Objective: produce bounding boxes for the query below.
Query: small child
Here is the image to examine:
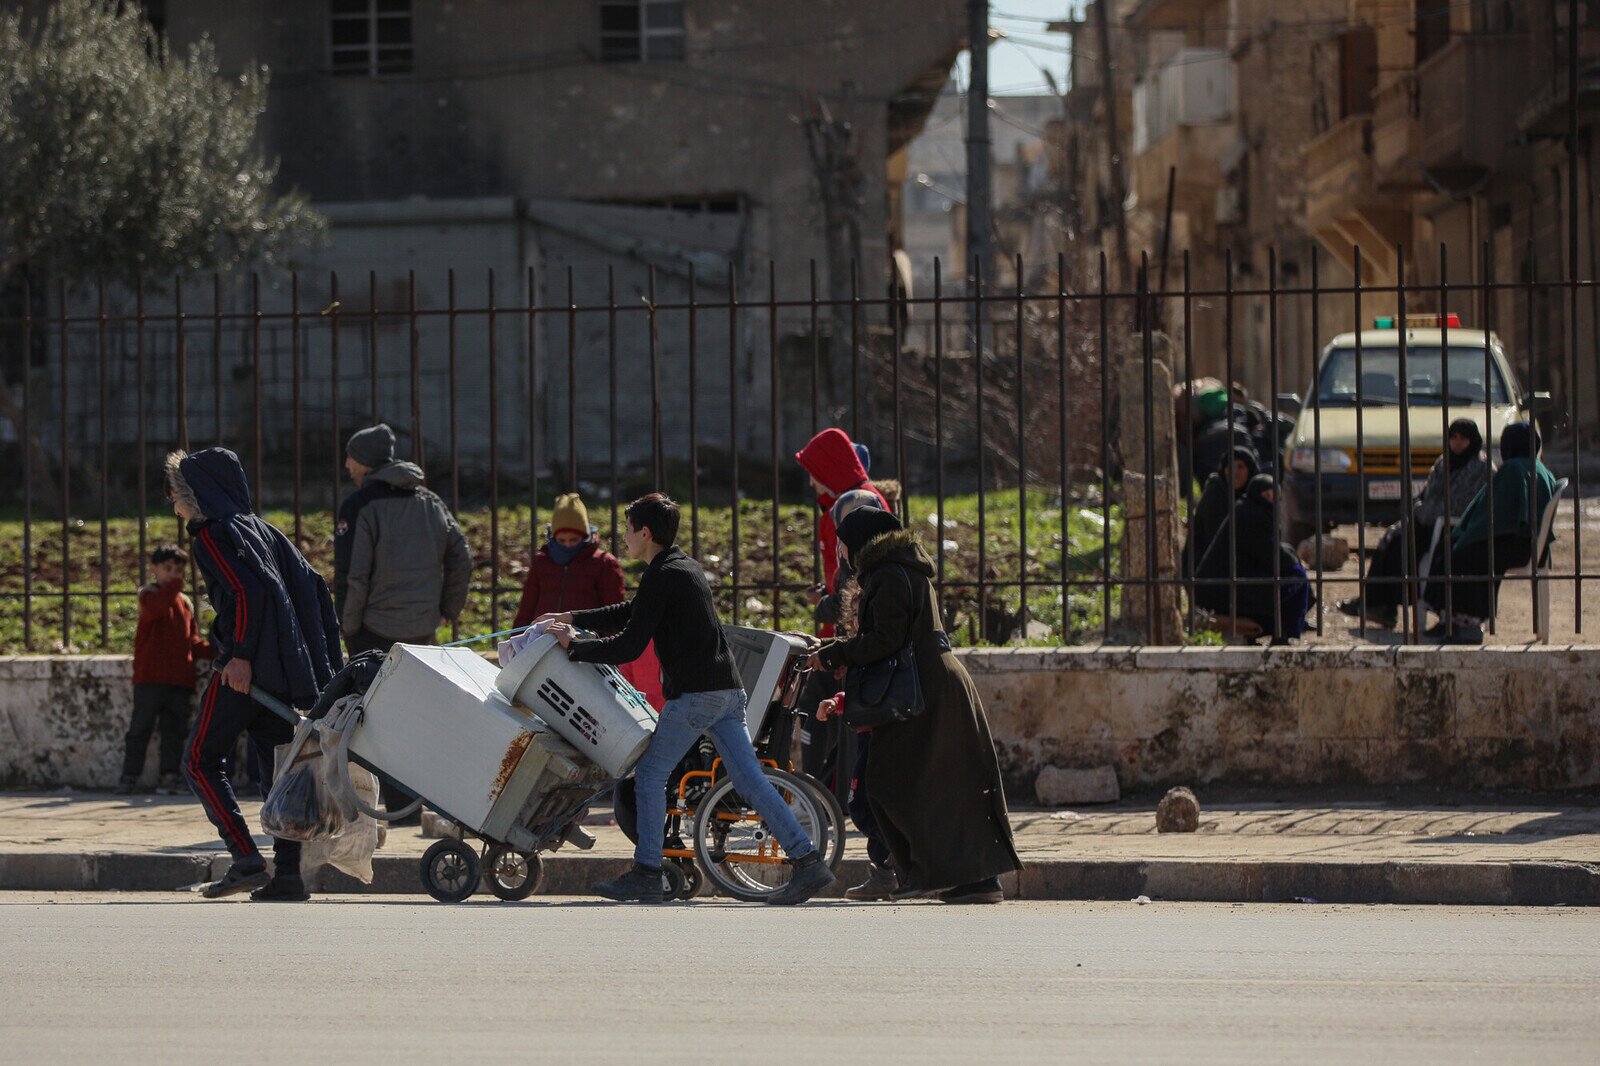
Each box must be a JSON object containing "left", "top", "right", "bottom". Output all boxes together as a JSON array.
[
  {"left": 514, "top": 492, "right": 664, "bottom": 709},
  {"left": 117, "top": 545, "right": 214, "bottom": 795}
]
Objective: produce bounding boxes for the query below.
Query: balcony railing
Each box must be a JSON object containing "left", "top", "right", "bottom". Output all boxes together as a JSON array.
[{"left": 1372, "top": 74, "right": 1425, "bottom": 190}]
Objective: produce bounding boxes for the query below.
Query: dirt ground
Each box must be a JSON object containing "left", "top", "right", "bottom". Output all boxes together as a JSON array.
[{"left": 1295, "top": 495, "right": 1600, "bottom": 646}]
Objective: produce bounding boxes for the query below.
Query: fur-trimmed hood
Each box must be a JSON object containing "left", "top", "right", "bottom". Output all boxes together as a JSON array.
[
  {"left": 165, "top": 447, "right": 253, "bottom": 520},
  {"left": 854, "top": 527, "right": 934, "bottom": 578}
]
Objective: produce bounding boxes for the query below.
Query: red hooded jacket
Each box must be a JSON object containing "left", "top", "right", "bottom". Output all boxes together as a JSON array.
[
  {"left": 795, "top": 429, "right": 888, "bottom": 634},
  {"left": 512, "top": 537, "right": 664, "bottom": 709},
  {"left": 132, "top": 579, "right": 215, "bottom": 688},
  {"left": 513, "top": 537, "right": 627, "bottom": 627}
]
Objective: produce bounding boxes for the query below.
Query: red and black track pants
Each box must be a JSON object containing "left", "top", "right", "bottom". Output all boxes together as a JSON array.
[{"left": 183, "top": 671, "right": 301, "bottom": 871}]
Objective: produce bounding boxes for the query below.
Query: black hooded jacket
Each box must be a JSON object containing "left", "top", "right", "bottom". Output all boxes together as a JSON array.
[
  {"left": 1185, "top": 446, "right": 1260, "bottom": 573},
  {"left": 177, "top": 448, "right": 343, "bottom": 707}
]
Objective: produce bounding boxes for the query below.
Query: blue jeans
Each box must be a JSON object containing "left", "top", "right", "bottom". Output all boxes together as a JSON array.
[{"left": 630, "top": 688, "right": 815, "bottom": 869}]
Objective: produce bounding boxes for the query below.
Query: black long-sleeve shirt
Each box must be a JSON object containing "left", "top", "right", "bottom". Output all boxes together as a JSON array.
[{"left": 567, "top": 546, "right": 741, "bottom": 700}]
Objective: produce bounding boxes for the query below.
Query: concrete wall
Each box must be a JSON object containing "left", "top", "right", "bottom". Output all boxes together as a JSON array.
[
  {"left": 6, "top": 648, "right": 1600, "bottom": 794},
  {"left": 967, "top": 646, "right": 1600, "bottom": 798}
]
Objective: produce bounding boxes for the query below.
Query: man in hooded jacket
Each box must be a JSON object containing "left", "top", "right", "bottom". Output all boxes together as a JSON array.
[
  {"left": 164, "top": 447, "right": 343, "bottom": 901},
  {"left": 334, "top": 424, "right": 472, "bottom": 656}
]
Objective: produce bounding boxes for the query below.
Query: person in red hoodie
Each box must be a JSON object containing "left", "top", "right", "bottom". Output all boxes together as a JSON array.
[
  {"left": 116, "top": 545, "right": 214, "bottom": 795},
  {"left": 795, "top": 429, "right": 889, "bottom": 626},
  {"left": 513, "top": 493, "right": 663, "bottom": 708},
  {"left": 794, "top": 429, "right": 889, "bottom": 781}
]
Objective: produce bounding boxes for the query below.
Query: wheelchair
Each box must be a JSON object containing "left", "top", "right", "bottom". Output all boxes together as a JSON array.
[{"left": 613, "top": 626, "right": 847, "bottom": 901}]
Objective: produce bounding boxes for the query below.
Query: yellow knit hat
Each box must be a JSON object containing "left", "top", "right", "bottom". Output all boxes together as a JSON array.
[{"left": 551, "top": 493, "right": 590, "bottom": 537}]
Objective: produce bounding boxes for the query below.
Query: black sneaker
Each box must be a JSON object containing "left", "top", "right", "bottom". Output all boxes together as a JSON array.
[
  {"left": 765, "top": 851, "right": 835, "bottom": 906},
  {"left": 594, "top": 863, "right": 665, "bottom": 903},
  {"left": 250, "top": 873, "right": 310, "bottom": 902},
  {"left": 1337, "top": 598, "right": 1364, "bottom": 618},
  {"left": 112, "top": 779, "right": 137, "bottom": 796},
  {"left": 200, "top": 861, "right": 271, "bottom": 899},
  {"left": 940, "top": 877, "right": 1005, "bottom": 905}
]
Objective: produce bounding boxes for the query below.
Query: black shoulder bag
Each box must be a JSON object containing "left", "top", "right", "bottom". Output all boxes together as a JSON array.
[{"left": 841, "top": 565, "right": 926, "bottom": 730}]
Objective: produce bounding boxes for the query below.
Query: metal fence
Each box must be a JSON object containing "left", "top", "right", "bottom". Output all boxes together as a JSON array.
[{"left": 0, "top": 244, "right": 1595, "bottom": 652}]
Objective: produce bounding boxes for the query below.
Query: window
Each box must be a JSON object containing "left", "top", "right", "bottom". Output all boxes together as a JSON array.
[
  {"left": 600, "top": 1, "right": 685, "bottom": 64},
  {"left": 1314, "top": 348, "right": 1510, "bottom": 408},
  {"left": 331, "top": 0, "right": 413, "bottom": 77}
]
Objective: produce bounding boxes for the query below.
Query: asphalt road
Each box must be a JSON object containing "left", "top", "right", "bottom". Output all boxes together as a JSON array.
[{"left": 2, "top": 894, "right": 1596, "bottom": 1063}]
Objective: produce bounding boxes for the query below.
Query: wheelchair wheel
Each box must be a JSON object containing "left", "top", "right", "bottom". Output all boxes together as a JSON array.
[
  {"left": 421, "top": 838, "right": 479, "bottom": 903},
  {"left": 792, "top": 772, "right": 847, "bottom": 873},
  {"left": 690, "top": 766, "right": 823, "bottom": 902},
  {"left": 484, "top": 845, "right": 542, "bottom": 902}
]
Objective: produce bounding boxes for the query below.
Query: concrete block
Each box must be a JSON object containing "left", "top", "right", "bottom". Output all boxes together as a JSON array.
[
  {"left": 0, "top": 853, "right": 91, "bottom": 890},
  {"left": 1142, "top": 860, "right": 1261, "bottom": 901},
  {"left": 1035, "top": 765, "right": 1120, "bottom": 806}
]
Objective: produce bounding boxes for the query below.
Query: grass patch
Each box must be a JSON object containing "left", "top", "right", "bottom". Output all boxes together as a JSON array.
[{"left": 0, "top": 489, "right": 1124, "bottom": 653}]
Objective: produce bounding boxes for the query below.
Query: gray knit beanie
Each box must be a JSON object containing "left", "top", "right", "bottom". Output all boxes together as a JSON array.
[{"left": 347, "top": 423, "right": 395, "bottom": 469}]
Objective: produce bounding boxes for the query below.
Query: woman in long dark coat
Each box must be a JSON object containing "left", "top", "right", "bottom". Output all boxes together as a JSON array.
[{"left": 812, "top": 508, "right": 1023, "bottom": 903}]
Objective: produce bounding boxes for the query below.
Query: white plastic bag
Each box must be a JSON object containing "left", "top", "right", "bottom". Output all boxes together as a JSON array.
[{"left": 301, "top": 763, "right": 385, "bottom": 884}]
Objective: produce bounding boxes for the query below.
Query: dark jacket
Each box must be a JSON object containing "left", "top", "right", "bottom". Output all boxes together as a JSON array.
[
  {"left": 174, "top": 447, "right": 342, "bottom": 707},
  {"left": 334, "top": 461, "right": 472, "bottom": 641},
  {"left": 1194, "top": 481, "right": 1310, "bottom": 636},
  {"left": 513, "top": 536, "right": 627, "bottom": 627},
  {"left": 1184, "top": 446, "right": 1259, "bottom": 573},
  {"left": 816, "top": 529, "right": 1022, "bottom": 890},
  {"left": 567, "top": 546, "right": 741, "bottom": 700},
  {"left": 1452, "top": 456, "right": 1559, "bottom": 553}
]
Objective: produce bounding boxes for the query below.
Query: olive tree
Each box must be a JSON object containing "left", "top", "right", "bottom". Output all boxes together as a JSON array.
[{"left": 0, "top": 0, "right": 325, "bottom": 492}]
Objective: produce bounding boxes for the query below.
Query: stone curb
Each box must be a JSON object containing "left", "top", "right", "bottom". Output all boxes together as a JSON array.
[{"left": 4, "top": 852, "right": 1597, "bottom": 906}]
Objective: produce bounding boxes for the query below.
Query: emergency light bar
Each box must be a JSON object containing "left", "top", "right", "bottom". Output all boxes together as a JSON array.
[{"left": 1372, "top": 313, "right": 1462, "bottom": 328}]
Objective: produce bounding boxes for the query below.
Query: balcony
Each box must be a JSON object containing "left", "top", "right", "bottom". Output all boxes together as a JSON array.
[
  {"left": 1302, "top": 114, "right": 1408, "bottom": 285},
  {"left": 1417, "top": 35, "right": 1531, "bottom": 188},
  {"left": 1520, "top": 27, "right": 1600, "bottom": 136},
  {"left": 1371, "top": 75, "right": 1426, "bottom": 190},
  {"left": 1132, "top": 48, "right": 1233, "bottom": 153}
]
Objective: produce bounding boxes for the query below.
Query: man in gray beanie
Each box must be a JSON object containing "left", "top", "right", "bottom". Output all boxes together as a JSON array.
[{"left": 333, "top": 424, "right": 473, "bottom": 813}]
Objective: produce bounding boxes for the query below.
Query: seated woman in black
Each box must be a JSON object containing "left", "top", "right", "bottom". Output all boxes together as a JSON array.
[
  {"left": 1338, "top": 418, "right": 1487, "bottom": 628},
  {"left": 1184, "top": 446, "right": 1259, "bottom": 577},
  {"left": 1194, "top": 474, "right": 1313, "bottom": 642}
]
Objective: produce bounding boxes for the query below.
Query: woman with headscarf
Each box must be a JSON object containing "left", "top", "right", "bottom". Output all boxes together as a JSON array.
[
  {"left": 810, "top": 507, "right": 1022, "bottom": 903},
  {"left": 1338, "top": 418, "right": 1488, "bottom": 628},
  {"left": 1194, "top": 474, "right": 1314, "bottom": 641},
  {"left": 1422, "top": 421, "right": 1558, "bottom": 644},
  {"left": 1184, "top": 445, "right": 1259, "bottom": 577}
]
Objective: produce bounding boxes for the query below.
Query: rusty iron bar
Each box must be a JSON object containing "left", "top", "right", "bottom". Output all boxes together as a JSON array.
[
  {"left": 96, "top": 277, "right": 109, "bottom": 646},
  {"left": 769, "top": 263, "right": 782, "bottom": 628},
  {"left": 728, "top": 262, "right": 742, "bottom": 625},
  {"left": 487, "top": 268, "right": 501, "bottom": 636}
]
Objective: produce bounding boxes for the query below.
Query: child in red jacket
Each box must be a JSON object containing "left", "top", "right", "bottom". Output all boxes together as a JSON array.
[
  {"left": 117, "top": 545, "right": 213, "bottom": 795},
  {"left": 514, "top": 493, "right": 663, "bottom": 708}
]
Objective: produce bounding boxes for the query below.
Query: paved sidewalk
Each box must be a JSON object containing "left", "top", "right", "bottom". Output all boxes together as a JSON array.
[{"left": 2, "top": 789, "right": 1596, "bottom": 905}]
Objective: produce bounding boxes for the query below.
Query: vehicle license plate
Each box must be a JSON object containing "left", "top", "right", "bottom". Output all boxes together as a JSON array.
[{"left": 1367, "top": 479, "right": 1427, "bottom": 500}]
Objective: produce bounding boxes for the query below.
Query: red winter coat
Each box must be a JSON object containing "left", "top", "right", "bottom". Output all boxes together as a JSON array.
[
  {"left": 512, "top": 539, "right": 664, "bottom": 709},
  {"left": 132, "top": 579, "right": 214, "bottom": 688},
  {"left": 513, "top": 539, "right": 627, "bottom": 626}
]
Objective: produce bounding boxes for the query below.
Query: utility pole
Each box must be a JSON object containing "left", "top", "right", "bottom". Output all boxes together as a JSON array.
[
  {"left": 1093, "top": 0, "right": 1132, "bottom": 288},
  {"left": 966, "top": 0, "right": 992, "bottom": 282}
]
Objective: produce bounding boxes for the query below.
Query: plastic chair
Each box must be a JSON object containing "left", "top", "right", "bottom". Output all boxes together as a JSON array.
[{"left": 1502, "top": 477, "right": 1569, "bottom": 643}]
